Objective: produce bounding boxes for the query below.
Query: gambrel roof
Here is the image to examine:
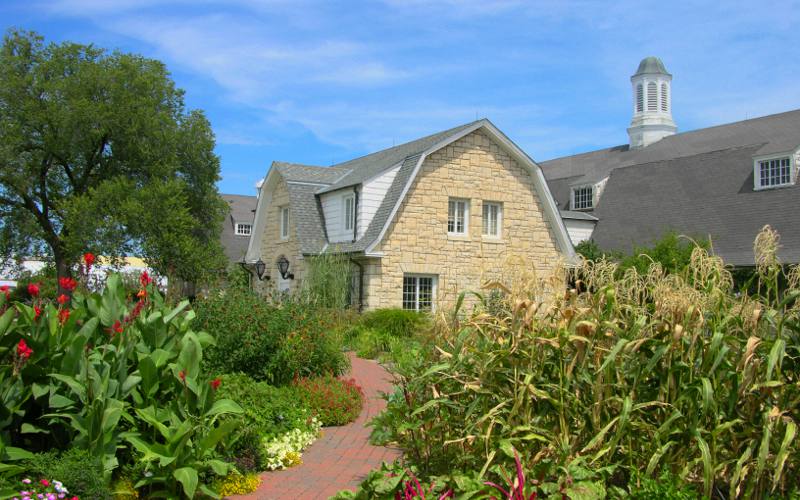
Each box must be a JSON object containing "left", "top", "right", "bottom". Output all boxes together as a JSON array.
[{"left": 246, "top": 119, "right": 577, "bottom": 263}]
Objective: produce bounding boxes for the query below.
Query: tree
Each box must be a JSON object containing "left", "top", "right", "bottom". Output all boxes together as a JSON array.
[{"left": 0, "top": 29, "right": 227, "bottom": 291}]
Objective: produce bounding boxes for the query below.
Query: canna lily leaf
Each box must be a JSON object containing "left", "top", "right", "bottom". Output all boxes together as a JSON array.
[
  {"left": 173, "top": 467, "right": 198, "bottom": 499},
  {"left": 205, "top": 398, "right": 244, "bottom": 418}
]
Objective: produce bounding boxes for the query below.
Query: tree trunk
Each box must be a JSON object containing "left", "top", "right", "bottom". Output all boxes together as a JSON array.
[{"left": 53, "top": 244, "right": 73, "bottom": 296}]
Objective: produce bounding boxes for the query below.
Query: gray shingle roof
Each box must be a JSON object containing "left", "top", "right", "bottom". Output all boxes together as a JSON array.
[
  {"left": 273, "top": 162, "right": 347, "bottom": 184},
  {"left": 220, "top": 194, "right": 257, "bottom": 264},
  {"left": 590, "top": 145, "right": 800, "bottom": 266},
  {"left": 541, "top": 109, "right": 800, "bottom": 212},
  {"left": 285, "top": 183, "right": 329, "bottom": 254}
]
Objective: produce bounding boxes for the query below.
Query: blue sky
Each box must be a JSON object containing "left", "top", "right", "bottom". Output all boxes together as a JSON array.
[{"left": 3, "top": 1, "right": 800, "bottom": 195}]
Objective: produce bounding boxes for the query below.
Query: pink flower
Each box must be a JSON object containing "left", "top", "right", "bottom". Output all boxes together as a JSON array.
[{"left": 40, "top": 479, "right": 49, "bottom": 487}]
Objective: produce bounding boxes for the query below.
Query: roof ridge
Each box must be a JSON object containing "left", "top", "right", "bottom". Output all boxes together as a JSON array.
[{"left": 610, "top": 143, "right": 766, "bottom": 173}]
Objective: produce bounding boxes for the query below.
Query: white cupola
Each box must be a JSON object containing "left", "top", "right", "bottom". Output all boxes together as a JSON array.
[{"left": 627, "top": 56, "right": 677, "bottom": 149}]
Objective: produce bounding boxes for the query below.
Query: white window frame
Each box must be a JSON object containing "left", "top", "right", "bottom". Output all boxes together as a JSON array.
[
  {"left": 482, "top": 201, "right": 503, "bottom": 238},
  {"left": 447, "top": 198, "right": 469, "bottom": 235},
  {"left": 234, "top": 223, "right": 252, "bottom": 236},
  {"left": 571, "top": 185, "right": 594, "bottom": 211},
  {"left": 279, "top": 206, "right": 290, "bottom": 240},
  {"left": 342, "top": 194, "right": 355, "bottom": 232},
  {"left": 754, "top": 154, "right": 795, "bottom": 190},
  {"left": 402, "top": 274, "right": 437, "bottom": 312}
]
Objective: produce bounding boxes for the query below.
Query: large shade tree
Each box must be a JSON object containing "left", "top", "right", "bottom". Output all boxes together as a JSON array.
[{"left": 0, "top": 29, "right": 227, "bottom": 290}]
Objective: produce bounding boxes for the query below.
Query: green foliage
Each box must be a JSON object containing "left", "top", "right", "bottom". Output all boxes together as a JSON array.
[
  {"left": 19, "top": 448, "right": 112, "bottom": 500},
  {"left": 360, "top": 308, "right": 428, "bottom": 338},
  {"left": 626, "top": 472, "right": 699, "bottom": 499},
  {"left": 195, "top": 287, "right": 348, "bottom": 384},
  {"left": 216, "top": 373, "right": 313, "bottom": 440},
  {"left": 301, "top": 251, "right": 353, "bottom": 309},
  {"left": 293, "top": 374, "right": 364, "bottom": 426},
  {"left": 574, "top": 239, "right": 607, "bottom": 262},
  {"left": 0, "top": 29, "right": 226, "bottom": 284},
  {"left": 0, "top": 272, "right": 242, "bottom": 498},
  {"left": 371, "top": 233, "right": 800, "bottom": 498}
]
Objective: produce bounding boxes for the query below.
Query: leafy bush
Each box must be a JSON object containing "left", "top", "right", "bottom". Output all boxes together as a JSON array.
[
  {"left": 260, "top": 420, "right": 321, "bottom": 471},
  {"left": 371, "top": 227, "right": 800, "bottom": 498},
  {"left": 0, "top": 272, "right": 243, "bottom": 498},
  {"left": 301, "top": 251, "right": 353, "bottom": 309},
  {"left": 294, "top": 374, "right": 365, "bottom": 426},
  {"left": 360, "top": 308, "right": 428, "bottom": 338},
  {"left": 213, "top": 470, "right": 262, "bottom": 496},
  {"left": 194, "top": 288, "right": 348, "bottom": 384},
  {"left": 20, "top": 449, "right": 112, "bottom": 500}
]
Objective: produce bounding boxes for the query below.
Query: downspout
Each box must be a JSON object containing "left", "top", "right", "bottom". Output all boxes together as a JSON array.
[{"left": 352, "top": 186, "right": 359, "bottom": 243}]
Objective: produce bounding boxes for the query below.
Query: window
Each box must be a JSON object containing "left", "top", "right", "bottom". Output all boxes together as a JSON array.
[
  {"left": 280, "top": 207, "right": 289, "bottom": 239},
  {"left": 447, "top": 198, "right": 469, "bottom": 234},
  {"left": 402, "top": 275, "right": 436, "bottom": 311},
  {"left": 235, "top": 223, "right": 252, "bottom": 236},
  {"left": 660, "top": 83, "right": 669, "bottom": 112},
  {"left": 482, "top": 202, "right": 502, "bottom": 237},
  {"left": 758, "top": 157, "right": 792, "bottom": 188},
  {"left": 343, "top": 194, "right": 355, "bottom": 232},
  {"left": 636, "top": 84, "right": 644, "bottom": 112},
  {"left": 647, "top": 82, "right": 657, "bottom": 111},
  {"left": 572, "top": 186, "right": 593, "bottom": 210}
]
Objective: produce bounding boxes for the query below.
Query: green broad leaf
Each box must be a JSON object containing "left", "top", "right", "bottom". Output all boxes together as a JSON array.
[
  {"left": 199, "top": 420, "right": 240, "bottom": 452},
  {"left": 598, "top": 338, "right": 628, "bottom": 372},
  {"left": 31, "top": 383, "right": 50, "bottom": 399},
  {"left": 205, "top": 398, "right": 244, "bottom": 418},
  {"left": 4, "top": 446, "right": 34, "bottom": 461},
  {"left": 498, "top": 439, "right": 516, "bottom": 458},
  {"left": 134, "top": 407, "right": 171, "bottom": 440},
  {"left": 645, "top": 441, "right": 675, "bottom": 476},
  {"left": 0, "top": 308, "right": 15, "bottom": 335},
  {"left": 773, "top": 420, "right": 796, "bottom": 489},
  {"left": 421, "top": 363, "right": 451, "bottom": 378},
  {"left": 122, "top": 374, "right": 142, "bottom": 394},
  {"left": 20, "top": 423, "right": 47, "bottom": 434},
  {"left": 581, "top": 416, "right": 620, "bottom": 453},
  {"left": 197, "top": 483, "right": 221, "bottom": 499},
  {"left": 564, "top": 481, "right": 606, "bottom": 500},
  {"left": 164, "top": 300, "right": 190, "bottom": 324},
  {"left": 695, "top": 432, "right": 713, "bottom": 499},
  {"left": 766, "top": 338, "right": 785, "bottom": 380},
  {"left": 149, "top": 348, "right": 173, "bottom": 368},
  {"left": 48, "top": 393, "right": 76, "bottom": 408},
  {"left": 207, "top": 459, "right": 230, "bottom": 476},
  {"left": 102, "top": 402, "right": 125, "bottom": 434},
  {"left": 126, "top": 435, "right": 177, "bottom": 467},
  {"left": 76, "top": 317, "right": 99, "bottom": 339},
  {"left": 50, "top": 373, "right": 87, "bottom": 400},
  {"left": 196, "top": 330, "right": 216, "bottom": 347},
  {"left": 173, "top": 467, "right": 198, "bottom": 499}
]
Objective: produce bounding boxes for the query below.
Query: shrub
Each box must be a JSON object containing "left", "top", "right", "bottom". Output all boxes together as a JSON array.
[
  {"left": 371, "top": 227, "right": 800, "bottom": 498},
  {"left": 17, "top": 449, "right": 112, "bottom": 500},
  {"left": 294, "top": 374, "right": 365, "bottom": 426},
  {"left": 360, "top": 308, "right": 428, "bottom": 338},
  {"left": 194, "top": 288, "right": 348, "bottom": 384},
  {"left": 301, "top": 251, "right": 353, "bottom": 309},
  {"left": 260, "top": 419, "right": 322, "bottom": 470}
]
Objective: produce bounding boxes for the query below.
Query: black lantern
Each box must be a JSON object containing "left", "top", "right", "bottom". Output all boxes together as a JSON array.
[
  {"left": 277, "top": 255, "right": 294, "bottom": 280},
  {"left": 254, "top": 259, "right": 270, "bottom": 281}
]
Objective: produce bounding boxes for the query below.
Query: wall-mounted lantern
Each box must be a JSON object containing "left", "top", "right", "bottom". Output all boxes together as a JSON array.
[{"left": 277, "top": 255, "right": 294, "bottom": 280}]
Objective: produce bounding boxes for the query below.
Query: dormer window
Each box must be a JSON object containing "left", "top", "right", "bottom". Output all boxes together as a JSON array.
[
  {"left": 756, "top": 156, "right": 793, "bottom": 189},
  {"left": 235, "top": 223, "right": 252, "bottom": 236},
  {"left": 343, "top": 194, "right": 355, "bottom": 231},
  {"left": 572, "top": 186, "right": 594, "bottom": 210}
]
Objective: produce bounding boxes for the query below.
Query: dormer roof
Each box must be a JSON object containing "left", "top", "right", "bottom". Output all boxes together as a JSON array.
[{"left": 633, "top": 56, "right": 671, "bottom": 77}]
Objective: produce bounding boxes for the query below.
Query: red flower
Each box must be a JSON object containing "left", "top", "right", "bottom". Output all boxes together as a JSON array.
[
  {"left": 57, "top": 294, "right": 69, "bottom": 305},
  {"left": 27, "top": 283, "right": 39, "bottom": 297},
  {"left": 58, "top": 308, "right": 70, "bottom": 325},
  {"left": 111, "top": 320, "right": 123, "bottom": 334},
  {"left": 178, "top": 370, "right": 186, "bottom": 382},
  {"left": 59, "top": 276, "right": 78, "bottom": 291},
  {"left": 136, "top": 289, "right": 147, "bottom": 299},
  {"left": 210, "top": 378, "right": 221, "bottom": 390},
  {"left": 0, "top": 284, "right": 9, "bottom": 299},
  {"left": 34, "top": 306, "right": 42, "bottom": 320},
  {"left": 83, "top": 252, "right": 95, "bottom": 267},
  {"left": 16, "top": 339, "right": 33, "bottom": 360},
  {"left": 40, "top": 479, "right": 50, "bottom": 487},
  {"left": 140, "top": 271, "right": 152, "bottom": 287}
]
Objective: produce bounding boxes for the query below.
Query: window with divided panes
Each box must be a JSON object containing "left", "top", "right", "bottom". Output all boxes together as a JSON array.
[
  {"left": 402, "top": 275, "right": 435, "bottom": 311},
  {"left": 447, "top": 199, "right": 468, "bottom": 234}
]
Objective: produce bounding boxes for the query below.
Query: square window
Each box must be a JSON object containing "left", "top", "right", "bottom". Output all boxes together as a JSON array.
[
  {"left": 280, "top": 207, "right": 290, "bottom": 239},
  {"left": 572, "top": 186, "right": 593, "bottom": 210},
  {"left": 235, "top": 223, "right": 252, "bottom": 236},
  {"left": 447, "top": 198, "right": 469, "bottom": 234},
  {"left": 758, "top": 157, "right": 792, "bottom": 188},
  {"left": 482, "top": 202, "right": 502, "bottom": 237},
  {"left": 402, "top": 275, "right": 436, "bottom": 311}
]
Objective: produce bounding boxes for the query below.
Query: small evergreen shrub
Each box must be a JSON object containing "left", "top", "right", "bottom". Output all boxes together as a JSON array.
[
  {"left": 293, "top": 374, "right": 365, "bottom": 426},
  {"left": 360, "top": 308, "right": 428, "bottom": 338},
  {"left": 22, "top": 449, "right": 113, "bottom": 500}
]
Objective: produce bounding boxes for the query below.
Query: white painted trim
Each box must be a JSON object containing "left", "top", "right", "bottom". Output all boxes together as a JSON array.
[
  {"left": 570, "top": 184, "right": 595, "bottom": 211},
  {"left": 234, "top": 223, "right": 252, "bottom": 236},
  {"left": 447, "top": 198, "right": 470, "bottom": 235},
  {"left": 481, "top": 200, "right": 503, "bottom": 238},
  {"left": 279, "top": 206, "right": 290, "bottom": 240},
  {"left": 402, "top": 273, "right": 438, "bottom": 312},
  {"left": 363, "top": 120, "right": 578, "bottom": 265},
  {"left": 286, "top": 180, "right": 332, "bottom": 188}
]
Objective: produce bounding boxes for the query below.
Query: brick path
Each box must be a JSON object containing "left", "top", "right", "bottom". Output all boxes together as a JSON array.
[{"left": 232, "top": 353, "right": 402, "bottom": 500}]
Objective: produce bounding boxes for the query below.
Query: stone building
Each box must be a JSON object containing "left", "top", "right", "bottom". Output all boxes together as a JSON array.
[{"left": 245, "top": 120, "right": 576, "bottom": 310}]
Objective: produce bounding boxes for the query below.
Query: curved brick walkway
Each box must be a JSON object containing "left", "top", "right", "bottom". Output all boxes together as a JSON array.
[{"left": 232, "top": 353, "right": 402, "bottom": 500}]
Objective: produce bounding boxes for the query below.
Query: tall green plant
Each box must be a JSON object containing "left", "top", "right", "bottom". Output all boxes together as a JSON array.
[{"left": 301, "top": 251, "right": 353, "bottom": 309}]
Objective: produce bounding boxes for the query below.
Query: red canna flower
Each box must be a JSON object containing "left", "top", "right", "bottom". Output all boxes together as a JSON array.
[
  {"left": 58, "top": 308, "right": 70, "bottom": 325},
  {"left": 17, "top": 339, "right": 33, "bottom": 360},
  {"left": 57, "top": 294, "right": 69, "bottom": 305},
  {"left": 0, "top": 284, "right": 9, "bottom": 299},
  {"left": 137, "top": 289, "right": 147, "bottom": 299},
  {"left": 139, "top": 271, "right": 152, "bottom": 287},
  {"left": 210, "top": 378, "right": 221, "bottom": 390},
  {"left": 83, "top": 252, "right": 95, "bottom": 267},
  {"left": 111, "top": 320, "right": 123, "bottom": 334},
  {"left": 59, "top": 276, "right": 78, "bottom": 291},
  {"left": 27, "top": 283, "right": 39, "bottom": 297},
  {"left": 178, "top": 370, "right": 186, "bottom": 382},
  {"left": 34, "top": 306, "right": 42, "bottom": 320}
]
